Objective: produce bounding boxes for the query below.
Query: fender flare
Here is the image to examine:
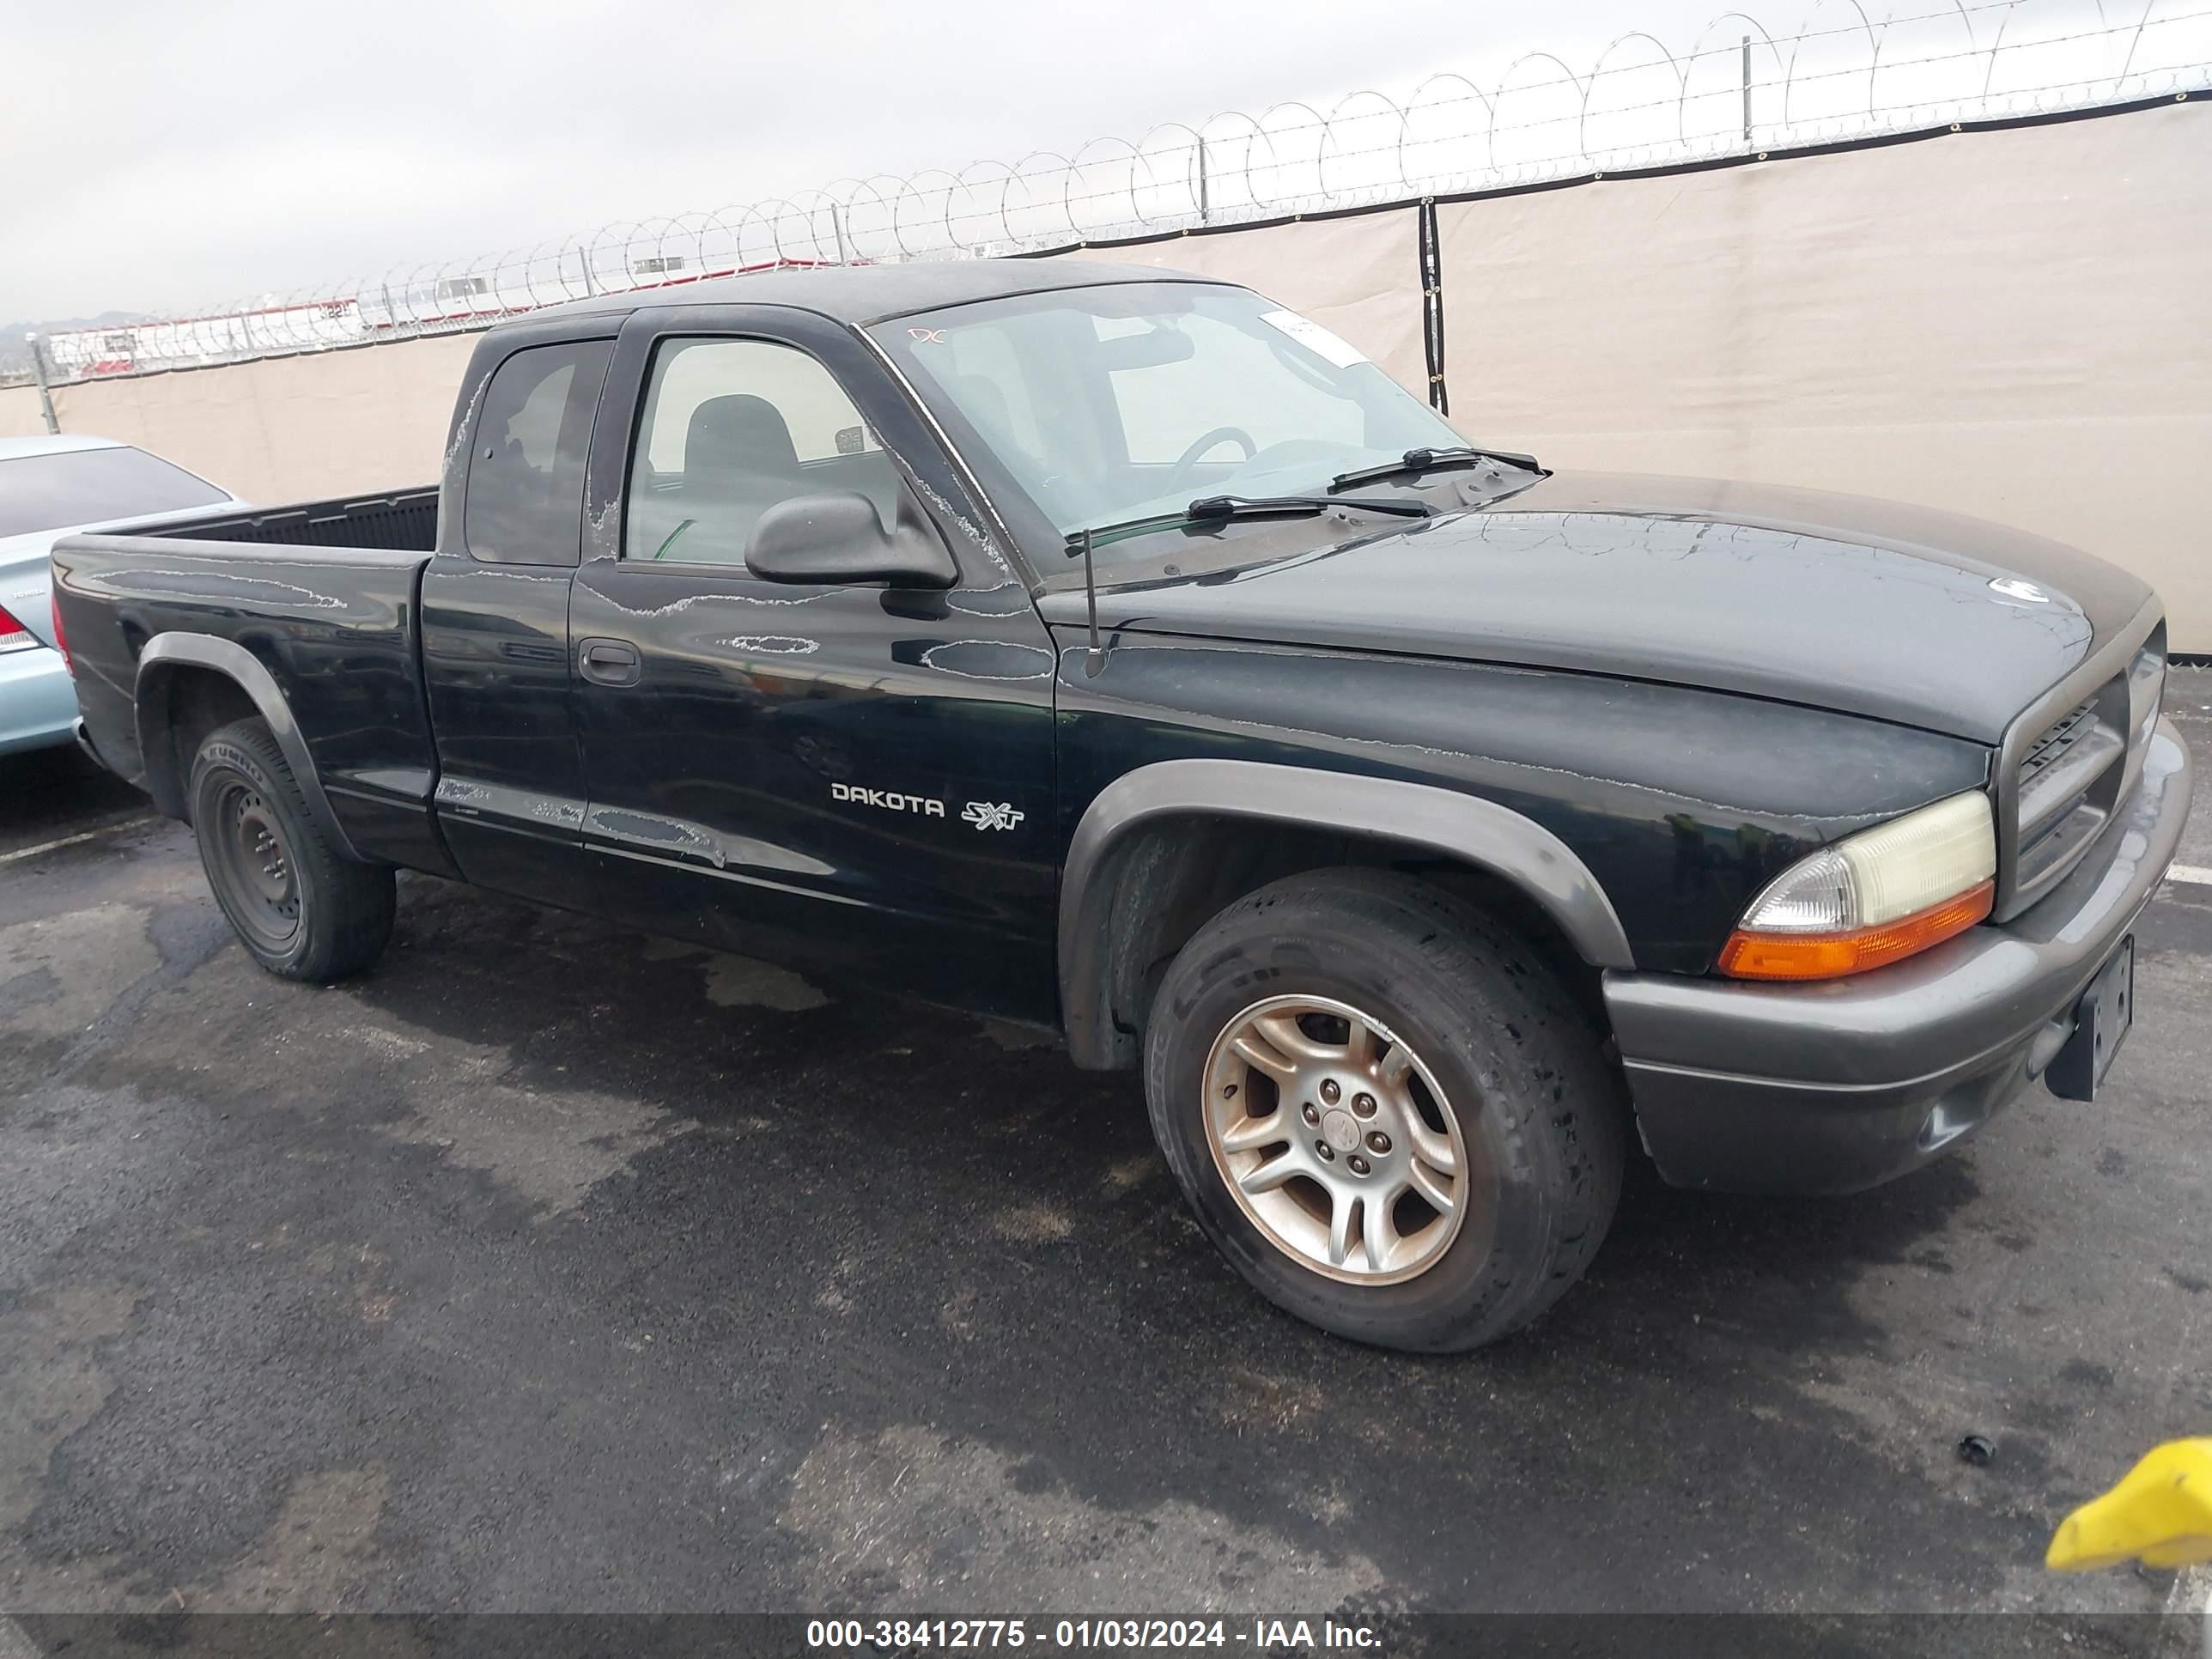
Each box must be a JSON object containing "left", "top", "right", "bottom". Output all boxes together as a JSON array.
[
  {"left": 135, "top": 633, "right": 366, "bottom": 863},
  {"left": 1058, "top": 758, "right": 1634, "bottom": 1070}
]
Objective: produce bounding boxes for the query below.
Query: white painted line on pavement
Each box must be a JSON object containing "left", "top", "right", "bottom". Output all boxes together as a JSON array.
[
  {"left": 0, "top": 811, "right": 152, "bottom": 866},
  {"left": 0, "top": 1613, "right": 41, "bottom": 1659},
  {"left": 2167, "top": 864, "right": 2212, "bottom": 887}
]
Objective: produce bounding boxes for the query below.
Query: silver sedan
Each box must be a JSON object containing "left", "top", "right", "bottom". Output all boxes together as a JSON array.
[{"left": 1, "top": 434, "right": 246, "bottom": 755}]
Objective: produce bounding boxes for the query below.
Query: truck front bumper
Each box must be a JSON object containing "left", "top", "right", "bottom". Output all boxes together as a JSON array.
[{"left": 1604, "top": 717, "right": 2192, "bottom": 1194}]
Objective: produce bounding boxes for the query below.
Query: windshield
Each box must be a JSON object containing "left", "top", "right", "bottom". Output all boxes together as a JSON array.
[
  {"left": 872, "top": 283, "right": 1472, "bottom": 559},
  {"left": 0, "top": 446, "right": 228, "bottom": 538}
]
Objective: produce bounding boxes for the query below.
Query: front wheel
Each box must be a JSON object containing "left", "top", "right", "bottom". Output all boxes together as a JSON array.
[
  {"left": 1142, "top": 870, "right": 1626, "bottom": 1352},
  {"left": 189, "top": 718, "right": 395, "bottom": 981}
]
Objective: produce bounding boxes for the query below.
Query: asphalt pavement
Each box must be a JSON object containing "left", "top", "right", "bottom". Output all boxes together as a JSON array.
[{"left": 2, "top": 685, "right": 2209, "bottom": 1632}]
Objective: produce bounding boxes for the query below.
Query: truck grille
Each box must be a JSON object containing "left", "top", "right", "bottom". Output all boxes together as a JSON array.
[
  {"left": 1998, "top": 626, "right": 2165, "bottom": 921},
  {"left": 2018, "top": 699, "right": 2099, "bottom": 788}
]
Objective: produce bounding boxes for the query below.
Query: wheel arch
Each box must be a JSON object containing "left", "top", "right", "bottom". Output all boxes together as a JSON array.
[
  {"left": 1059, "top": 759, "right": 1634, "bottom": 1070},
  {"left": 135, "top": 633, "right": 365, "bottom": 863}
]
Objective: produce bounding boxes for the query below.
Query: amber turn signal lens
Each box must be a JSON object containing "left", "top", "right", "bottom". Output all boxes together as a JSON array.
[{"left": 1718, "top": 880, "right": 1994, "bottom": 981}]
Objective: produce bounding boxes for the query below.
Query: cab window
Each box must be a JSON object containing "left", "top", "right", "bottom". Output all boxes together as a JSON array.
[
  {"left": 463, "top": 340, "right": 611, "bottom": 566},
  {"left": 623, "top": 337, "right": 899, "bottom": 565}
]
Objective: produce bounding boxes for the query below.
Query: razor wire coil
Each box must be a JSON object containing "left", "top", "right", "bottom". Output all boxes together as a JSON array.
[{"left": 26, "top": 0, "right": 2211, "bottom": 382}]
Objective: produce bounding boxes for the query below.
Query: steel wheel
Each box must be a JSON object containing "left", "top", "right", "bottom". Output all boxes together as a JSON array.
[
  {"left": 1200, "top": 994, "right": 1480, "bottom": 1285},
  {"left": 206, "top": 779, "right": 301, "bottom": 951}
]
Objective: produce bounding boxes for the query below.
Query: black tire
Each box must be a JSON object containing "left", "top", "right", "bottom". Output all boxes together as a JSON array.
[
  {"left": 1142, "top": 869, "right": 1626, "bottom": 1352},
  {"left": 188, "top": 717, "right": 395, "bottom": 982}
]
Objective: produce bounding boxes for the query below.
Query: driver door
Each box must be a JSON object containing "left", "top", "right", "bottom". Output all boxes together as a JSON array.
[{"left": 568, "top": 304, "right": 1060, "bottom": 1024}]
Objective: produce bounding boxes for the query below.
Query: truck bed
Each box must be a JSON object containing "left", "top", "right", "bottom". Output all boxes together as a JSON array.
[
  {"left": 52, "top": 485, "right": 445, "bottom": 871},
  {"left": 121, "top": 485, "right": 440, "bottom": 551}
]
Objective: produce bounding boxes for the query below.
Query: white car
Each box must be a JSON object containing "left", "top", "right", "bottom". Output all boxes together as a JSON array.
[{"left": 1, "top": 435, "right": 246, "bottom": 756}]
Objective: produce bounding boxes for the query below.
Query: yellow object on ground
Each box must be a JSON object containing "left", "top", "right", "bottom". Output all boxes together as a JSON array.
[{"left": 2049, "top": 1440, "right": 2212, "bottom": 1571}]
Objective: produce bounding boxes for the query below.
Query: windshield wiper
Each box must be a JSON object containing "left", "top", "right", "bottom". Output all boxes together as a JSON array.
[
  {"left": 1328, "top": 445, "right": 1541, "bottom": 493},
  {"left": 1063, "top": 494, "right": 1431, "bottom": 678},
  {"left": 1066, "top": 493, "right": 1430, "bottom": 554}
]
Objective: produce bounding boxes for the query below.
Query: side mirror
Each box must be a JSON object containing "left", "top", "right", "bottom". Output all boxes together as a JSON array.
[{"left": 744, "top": 490, "right": 957, "bottom": 588}]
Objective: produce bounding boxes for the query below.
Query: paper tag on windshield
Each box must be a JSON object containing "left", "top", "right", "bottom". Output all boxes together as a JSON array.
[{"left": 1259, "top": 309, "right": 1367, "bottom": 368}]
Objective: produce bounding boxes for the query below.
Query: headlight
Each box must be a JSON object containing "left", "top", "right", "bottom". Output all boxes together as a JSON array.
[{"left": 1718, "top": 792, "right": 1996, "bottom": 981}]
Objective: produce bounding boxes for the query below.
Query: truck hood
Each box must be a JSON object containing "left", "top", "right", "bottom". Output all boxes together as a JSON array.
[{"left": 1043, "top": 471, "right": 2158, "bottom": 744}]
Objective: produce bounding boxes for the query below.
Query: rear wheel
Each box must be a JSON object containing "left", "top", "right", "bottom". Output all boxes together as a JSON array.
[
  {"left": 190, "top": 718, "right": 394, "bottom": 981},
  {"left": 1142, "top": 869, "right": 1626, "bottom": 1352}
]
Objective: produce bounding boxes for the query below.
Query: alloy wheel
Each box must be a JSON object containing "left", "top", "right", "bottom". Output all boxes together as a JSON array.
[{"left": 1200, "top": 994, "right": 1478, "bottom": 1285}]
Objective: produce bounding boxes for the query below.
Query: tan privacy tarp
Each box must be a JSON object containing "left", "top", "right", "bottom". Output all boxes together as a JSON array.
[
  {"left": 22, "top": 106, "right": 2209, "bottom": 646},
  {"left": 1052, "top": 209, "right": 1428, "bottom": 399},
  {"left": 47, "top": 331, "right": 477, "bottom": 504},
  {"left": 0, "top": 384, "right": 51, "bottom": 440},
  {"left": 1437, "top": 99, "right": 2212, "bottom": 648}
]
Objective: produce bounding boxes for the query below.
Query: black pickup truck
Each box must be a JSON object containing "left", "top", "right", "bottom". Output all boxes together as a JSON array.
[{"left": 52, "top": 260, "right": 2189, "bottom": 1352}]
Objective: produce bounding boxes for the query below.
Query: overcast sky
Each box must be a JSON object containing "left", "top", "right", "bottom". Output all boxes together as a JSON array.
[{"left": 0, "top": 0, "right": 2124, "bottom": 323}]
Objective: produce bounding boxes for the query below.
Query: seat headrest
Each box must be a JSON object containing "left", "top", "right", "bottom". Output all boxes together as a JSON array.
[{"left": 684, "top": 393, "right": 800, "bottom": 478}]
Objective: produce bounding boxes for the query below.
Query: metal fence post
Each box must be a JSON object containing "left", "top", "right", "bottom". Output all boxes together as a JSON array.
[
  {"left": 1742, "top": 36, "right": 1754, "bottom": 144},
  {"left": 25, "top": 334, "right": 59, "bottom": 434},
  {"left": 1419, "top": 201, "right": 1448, "bottom": 416}
]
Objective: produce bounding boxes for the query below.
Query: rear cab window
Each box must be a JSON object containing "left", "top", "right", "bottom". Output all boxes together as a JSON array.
[{"left": 463, "top": 340, "right": 613, "bottom": 565}]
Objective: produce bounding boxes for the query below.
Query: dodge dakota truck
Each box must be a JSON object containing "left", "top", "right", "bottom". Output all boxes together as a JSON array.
[{"left": 52, "top": 259, "right": 2189, "bottom": 1352}]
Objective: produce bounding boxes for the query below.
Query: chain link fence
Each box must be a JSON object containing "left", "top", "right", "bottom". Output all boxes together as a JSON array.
[{"left": 25, "top": 0, "right": 2212, "bottom": 385}]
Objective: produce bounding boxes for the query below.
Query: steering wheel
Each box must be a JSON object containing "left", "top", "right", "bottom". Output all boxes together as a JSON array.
[{"left": 1170, "top": 427, "right": 1258, "bottom": 489}]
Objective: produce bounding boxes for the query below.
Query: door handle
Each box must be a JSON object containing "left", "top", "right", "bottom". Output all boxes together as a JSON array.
[{"left": 577, "top": 637, "right": 642, "bottom": 687}]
